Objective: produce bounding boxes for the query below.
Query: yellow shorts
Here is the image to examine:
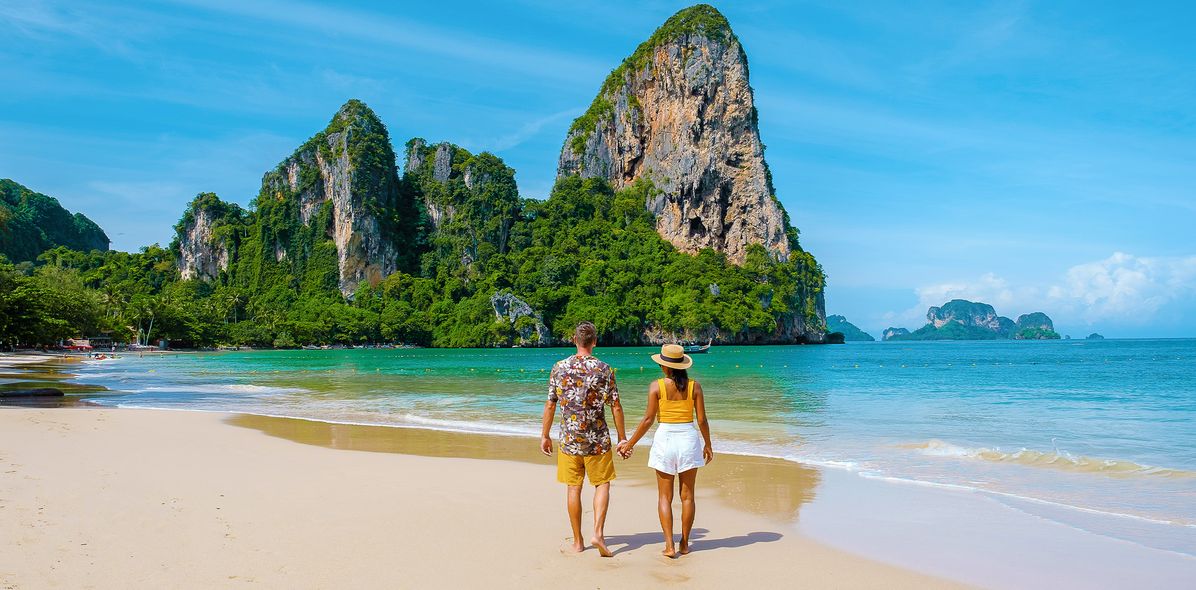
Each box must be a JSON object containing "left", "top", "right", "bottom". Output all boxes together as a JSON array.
[{"left": 557, "top": 449, "right": 616, "bottom": 487}]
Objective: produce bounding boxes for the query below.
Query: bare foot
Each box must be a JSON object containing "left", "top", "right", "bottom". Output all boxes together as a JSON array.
[
  {"left": 679, "top": 539, "right": 691, "bottom": 555},
  {"left": 560, "top": 539, "right": 585, "bottom": 555},
  {"left": 662, "top": 545, "right": 677, "bottom": 558},
  {"left": 591, "top": 537, "right": 613, "bottom": 558}
]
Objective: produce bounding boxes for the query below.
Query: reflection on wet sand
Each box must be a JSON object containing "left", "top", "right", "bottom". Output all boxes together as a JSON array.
[
  {"left": 0, "top": 356, "right": 105, "bottom": 406},
  {"left": 228, "top": 413, "right": 822, "bottom": 522}
]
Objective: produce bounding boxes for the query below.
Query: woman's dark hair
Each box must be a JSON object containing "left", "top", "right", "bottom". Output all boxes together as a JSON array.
[{"left": 667, "top": 367, "right": 690, "bottom": 397}]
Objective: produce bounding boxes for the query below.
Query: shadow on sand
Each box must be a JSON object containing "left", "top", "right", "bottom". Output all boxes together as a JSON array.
[{"left": 606, "top": 528, "right": 783, "bottom": 555}]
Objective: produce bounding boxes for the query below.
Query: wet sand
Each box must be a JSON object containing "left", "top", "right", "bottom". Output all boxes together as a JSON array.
[
  {"left": 228, "top": 413, "right": 822, "bottom": 523},
  {"left": 0, "top": 407, "right": 964, "bottom": 589}
]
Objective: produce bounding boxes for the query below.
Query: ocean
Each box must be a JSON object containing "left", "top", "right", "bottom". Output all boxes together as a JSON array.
[{"left": 73, "top": 338, "right": 1196, "bottom": 557}]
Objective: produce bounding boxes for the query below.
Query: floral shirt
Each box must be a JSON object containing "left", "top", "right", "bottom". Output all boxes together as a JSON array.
[{"left": 548, "top": 354, "right": 620, "bottom": 456}]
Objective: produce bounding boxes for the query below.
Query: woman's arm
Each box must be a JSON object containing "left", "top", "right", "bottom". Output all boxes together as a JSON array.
[
  {"left": 618, "top": 382, "right": 659, "bottom": 457},
  {"left": 694, "top": 381, "right": 713, "bottom": 463}
]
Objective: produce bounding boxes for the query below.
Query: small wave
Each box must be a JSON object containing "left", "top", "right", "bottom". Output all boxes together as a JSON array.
[
  {"left": 856, "top": 472, "right": 1196, "bottom": 529},
  {"left": 131, "top": 384, "right": 310, "bottom": 396},
  {"left": 84, "top": 401, "right": 544, "bottom": 439},
  {"left": 389, "top": 413, "right": 544, "bottom": 437},
  {"left": 71, "top": 372, "right": 129, "bottom": 380},
  {"left": 901, "top": 439, "right": 1196, "bottom": 479}
]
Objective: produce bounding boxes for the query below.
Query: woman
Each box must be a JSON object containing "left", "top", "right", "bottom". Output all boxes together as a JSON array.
[{"left": 617, "top": 343, "right": 714, "bottom": 558}]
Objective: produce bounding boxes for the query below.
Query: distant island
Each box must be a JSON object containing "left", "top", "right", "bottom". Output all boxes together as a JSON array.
[
  {"left": 883, "top": 299, "right": 1061, "bottom": 341},
  {"left": 1086, "top": 333, "right": 1105, "bottom": 340},
  {"left": 826, "top": 315, "right": 874, "bottom": 341}
]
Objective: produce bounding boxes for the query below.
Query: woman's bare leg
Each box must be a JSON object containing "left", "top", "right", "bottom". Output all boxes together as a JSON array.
[
  {"left": 655, "top": 470, "right": 677, "bottom": 557},
  {"left": 678, "top": 469, "right": 697, "bottom": 554}
]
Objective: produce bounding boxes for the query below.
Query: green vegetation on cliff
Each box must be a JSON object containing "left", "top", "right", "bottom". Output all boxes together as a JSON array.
[
  {"left": 1016, "top": 327, "right": 1061, "bottom": 340},
  {"left": 569, "top": 4, "right": 738, "bottom": 154},
  {"left": 2, "top": 94, "right": 824, "bottom": 348},
  {"left": 0, "top": 173, "right": 823, "bottom": 348},
  {"left": 356, "top": 169, "right": 823, "bottom": 348},
  {"left": 0, "top": 179, "right": 109, "bottom": 263},
  {"left": 895, "top": 322, "right": 1007, "bottom": 341}
]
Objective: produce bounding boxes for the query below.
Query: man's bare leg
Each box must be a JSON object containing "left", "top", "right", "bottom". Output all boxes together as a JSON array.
[
  {"left": 566, "top": 485, "right": 584, "bottom": 552},
  {"left": 591, "top": 482, "right": 613, "bottom": 557},
  {"left": 656, "top": 470, "right": 677, "bottom": 557},
  {"left": 678, "top": 469, "right": 697, "bottom": 555}
]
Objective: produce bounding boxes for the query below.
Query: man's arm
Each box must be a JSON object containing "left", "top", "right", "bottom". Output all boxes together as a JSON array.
[
  {"left": 611, "top": 398, "right": 626, "bottom": 443},
  {"left": 540, "top": 399, "right": 556, "bottom": 456},
  {"left": 542, "top": 365, "right": 559, "bottom": 456}
]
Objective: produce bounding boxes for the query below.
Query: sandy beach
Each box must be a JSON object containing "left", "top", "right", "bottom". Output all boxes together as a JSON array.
[{"left": 0, "top": 407, "right": 964, "bottom": 589}]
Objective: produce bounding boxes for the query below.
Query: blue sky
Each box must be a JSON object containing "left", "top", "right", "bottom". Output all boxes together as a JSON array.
[{"left": 2, "top": 1, "right": 1194, "bottom": 337}]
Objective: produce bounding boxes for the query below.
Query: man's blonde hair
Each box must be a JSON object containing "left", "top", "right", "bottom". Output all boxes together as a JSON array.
[{"left": 573, "top": 321, "right": 597, "bottom": 347}]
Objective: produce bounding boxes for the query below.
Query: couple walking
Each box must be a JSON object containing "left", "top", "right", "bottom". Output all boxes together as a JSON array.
[{"left": 539, "top": 321, "right": 714, "bottom": 558}]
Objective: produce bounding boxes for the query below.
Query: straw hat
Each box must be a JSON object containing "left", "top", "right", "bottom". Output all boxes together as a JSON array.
[{"left": 651, "top": 344, "right": 693, "bottom": 370}]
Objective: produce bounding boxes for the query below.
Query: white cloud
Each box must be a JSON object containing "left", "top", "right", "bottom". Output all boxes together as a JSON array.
[
  {"left": 1048, "top": 252, "right": 1196, "bottom": 323},
  {"left": 887, "top": 253, "right": 1196, "bottom": 332}
]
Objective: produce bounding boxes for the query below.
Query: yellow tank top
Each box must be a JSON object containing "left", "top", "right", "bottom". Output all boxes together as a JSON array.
[{"left": 657, "top": 378, "right": 695, "bottom": 424}]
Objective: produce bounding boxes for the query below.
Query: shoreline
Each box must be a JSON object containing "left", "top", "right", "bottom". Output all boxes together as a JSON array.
[
  {"left": 7, "top": 351, "right": 1196, "bottom": 588},
  {"left": 0, "top": 407, "right": 962, "bottom": 589}
]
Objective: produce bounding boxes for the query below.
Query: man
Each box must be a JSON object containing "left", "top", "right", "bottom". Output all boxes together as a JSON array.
[{"left": 540, "top": 321, "right": 626, "bottom": 557}]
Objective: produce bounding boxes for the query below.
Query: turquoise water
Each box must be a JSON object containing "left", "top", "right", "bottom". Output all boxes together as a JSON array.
[{"left": 75, "top": 339, "right": 1196, "bottom": 555}]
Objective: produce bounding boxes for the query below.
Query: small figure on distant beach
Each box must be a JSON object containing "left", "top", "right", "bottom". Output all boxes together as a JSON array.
[
  {"left": 539, "top": 321, "right": 627, "bottom": 557},
  {"left": 618, "top": 344, "right": 714, "bottom": 558}
]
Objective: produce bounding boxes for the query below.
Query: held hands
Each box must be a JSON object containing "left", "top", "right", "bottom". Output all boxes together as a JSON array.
[
  {"left": 540, "top": 436, "right": 553, "bottom": 456},
  {"left": 703, "top": 444, "right": 714, "bottom": 464},
  {"left": 616, "top": 439, "right": 633, "bottom": 459}
]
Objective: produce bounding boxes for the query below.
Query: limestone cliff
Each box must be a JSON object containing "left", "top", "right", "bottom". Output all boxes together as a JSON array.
[
  {"left": 403, "top": 138, "right": 521, "bottom": 266},
  {"left": 557, "top": 4, "right": 795, "bottom": 264},
  {"left": 490, "top": 291, "right": 552, "bottom": 347},
  {"left": 258, "top": 100, "right": 415, "bottom": 296},
  {"left": 174, "top": 192, "right": 244, "bottom": 281},
  {"left": 1015, "top": 312, "right": 1054, "bottom": 332},
  {"left": 1014, "top": 312, "right": 1060, "bottom": 340},
  {"left": 403, "top": 139, "right": 458, "bottom": 229},
  {"left": 927, "top": 300, "right": 1015, "bottom": 336}
]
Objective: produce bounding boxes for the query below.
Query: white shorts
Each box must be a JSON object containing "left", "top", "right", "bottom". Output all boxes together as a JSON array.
[{"left": 648, "top": 422, "right": 706, "bottom": 475}]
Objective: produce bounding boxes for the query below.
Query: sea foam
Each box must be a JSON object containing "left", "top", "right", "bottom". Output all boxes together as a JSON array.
[{"left": 901, "top": 439, "right": 1196, "bottom": 479}]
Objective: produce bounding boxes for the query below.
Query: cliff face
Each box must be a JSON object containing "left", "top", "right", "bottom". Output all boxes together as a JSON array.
[
  {"left": 491, "top": 291, "right": 552, "bottom": 347},
  {"left": 927, "top": 300, "right": 1015, "bottom": 335},
  {"left": 175, "top": 193, "right": 243, "bottom": 281},
  {"left": 403, "top": 139, "right": 458, "bottom": 228},
  {"left": 258, "top": 100, "right": 411, "bottom": 296},
  {"left": 1014, "top": 311, "right": 1060, "bottom": 340},
  {"left": 556, "top": 5, "right": 794, "bottom": 264},
  {"left": 403, "top": 138, "right": 521, "bottom": 264},
  {"left": 1016, "top": 312, "right": 1054, "bottom": 331}
]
